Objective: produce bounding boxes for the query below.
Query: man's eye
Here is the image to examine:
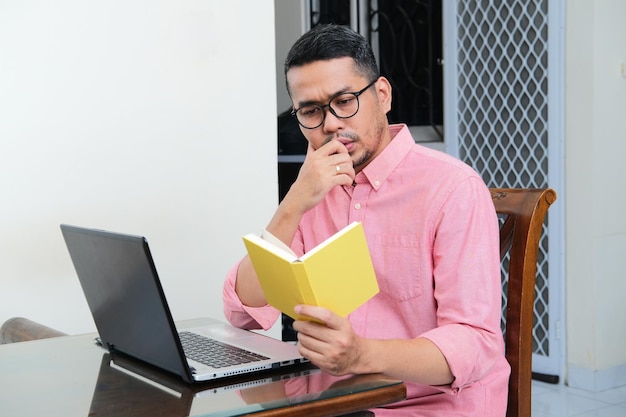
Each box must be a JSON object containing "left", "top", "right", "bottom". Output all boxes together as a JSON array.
[
  {"left": 300, "top": 106, "right": 321, "bottom": 117},
  {"left": 333, "top": 95, "right": 355, "bottom": 107}
]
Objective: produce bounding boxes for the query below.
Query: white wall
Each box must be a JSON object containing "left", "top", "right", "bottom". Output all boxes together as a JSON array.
[
  {"left": 565, "top": 0, "right": 626, "bottom": 391},
  {"left": 0, "top": 0, "right": 280, "bottom": 337}
]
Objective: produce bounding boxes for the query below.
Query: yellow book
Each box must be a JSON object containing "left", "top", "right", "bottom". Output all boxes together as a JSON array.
[{"left": 242, "top": 222, "right": 379, "bottom": 321}]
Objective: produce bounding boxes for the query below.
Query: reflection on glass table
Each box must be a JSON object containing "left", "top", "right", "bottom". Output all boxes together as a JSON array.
[
  {"left": 93, "top": 351, "right": 403, "bottom": 416},
  {"left": 0, "top": 329, "right": 405, "bottom": 417}
]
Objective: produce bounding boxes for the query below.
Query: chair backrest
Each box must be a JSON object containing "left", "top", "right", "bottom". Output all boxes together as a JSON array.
[
  {"left": 490, "top": 188, "right": 557, "bottom": 417},
  {"left": 0, "top": 317, "right": 67, "bottom": 344}
]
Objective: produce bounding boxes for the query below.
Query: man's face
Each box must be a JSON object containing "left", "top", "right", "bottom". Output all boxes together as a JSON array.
[{"left": 286, "top": 57, "right": 392, "bottom": 172}]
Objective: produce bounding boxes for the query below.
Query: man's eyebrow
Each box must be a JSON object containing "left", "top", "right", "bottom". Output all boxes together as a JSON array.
[
  {"left": 294, "top": 99, "right": 321, "bottom": 108},
  {"left": 295, "top": 85, "right": 352, "bottom": 109}
]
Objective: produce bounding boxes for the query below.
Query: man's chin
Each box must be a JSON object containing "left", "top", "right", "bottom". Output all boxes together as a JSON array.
[{"left": 351, "top": 150, "right": 373, "bottom": 171}]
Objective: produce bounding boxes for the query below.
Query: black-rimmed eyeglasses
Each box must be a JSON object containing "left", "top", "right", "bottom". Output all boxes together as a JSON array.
[{"left": 291, "top": 78, "right": 378, "bottom": 129}]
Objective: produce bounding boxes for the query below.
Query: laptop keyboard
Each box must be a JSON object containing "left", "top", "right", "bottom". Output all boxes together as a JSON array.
[{"left": 179, "top": 331, "right": 269, "bottom": 369}]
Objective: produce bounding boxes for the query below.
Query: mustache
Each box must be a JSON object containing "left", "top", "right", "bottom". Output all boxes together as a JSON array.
[{"left": 322, "top": 132, "right": 358, "bottom": 146}]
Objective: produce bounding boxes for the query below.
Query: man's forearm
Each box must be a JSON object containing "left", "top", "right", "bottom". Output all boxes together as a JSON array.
[
  {"left": 359, "top": 337, "right": 454, "bottom": 386},
  {"left": 234, "top": 256, "right": 267, "bottom": 307}
]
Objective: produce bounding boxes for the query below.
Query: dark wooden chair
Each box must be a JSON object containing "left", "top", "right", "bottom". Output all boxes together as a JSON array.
[
  {"left": 491, "top": 188, "right": 557, "bottom": 417},
  {"left": 0, "top": 317, "right": 67, "bottom": 344}
]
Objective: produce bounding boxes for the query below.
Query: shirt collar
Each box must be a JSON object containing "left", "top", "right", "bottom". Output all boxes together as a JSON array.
[{"left": 352, "top": 124, "right": 414, "bottom": 191}]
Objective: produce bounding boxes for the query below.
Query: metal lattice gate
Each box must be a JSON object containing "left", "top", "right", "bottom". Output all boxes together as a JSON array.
[{"left": 444, "top": 0, "right": 564, "bottom": 379}]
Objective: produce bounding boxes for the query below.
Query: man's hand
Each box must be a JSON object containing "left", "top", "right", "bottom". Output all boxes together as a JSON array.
[
  {"left": 284, "top": 140, "right": 356, "bottom": 215},
  {"left": 292, "top": 305, "right": 367, "bottom": 376}
]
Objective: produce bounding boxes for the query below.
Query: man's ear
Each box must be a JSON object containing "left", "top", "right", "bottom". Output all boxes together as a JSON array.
[{"left": 376, "top": 76, "right": 393, "bottom": 114}]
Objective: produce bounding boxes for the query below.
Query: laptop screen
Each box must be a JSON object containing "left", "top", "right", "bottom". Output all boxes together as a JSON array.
[{"left": 61, "top": 224, "right": 193, "bottom": 382}]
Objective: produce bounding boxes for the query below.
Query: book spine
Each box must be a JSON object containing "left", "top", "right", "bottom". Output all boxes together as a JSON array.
[{"left": 291, "top": 262, "right": 317, "bottom": 306}]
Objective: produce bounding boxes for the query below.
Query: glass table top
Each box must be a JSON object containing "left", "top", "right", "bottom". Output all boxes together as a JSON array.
[{"left": 0, "top": 327, "right": 403, "bottom": 416}]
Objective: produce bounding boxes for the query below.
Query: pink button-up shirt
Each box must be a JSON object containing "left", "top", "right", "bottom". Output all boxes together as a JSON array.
[{"left": 223, "top": 124, "right": 510, "bottom": 416}]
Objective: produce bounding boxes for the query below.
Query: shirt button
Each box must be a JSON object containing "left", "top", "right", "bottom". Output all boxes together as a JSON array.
[
  {"left": 374, "top": 180, "right": 381, "bottom": 187},
  {"left": 354, "top": 203, "right": 361, "bottom": 210}
]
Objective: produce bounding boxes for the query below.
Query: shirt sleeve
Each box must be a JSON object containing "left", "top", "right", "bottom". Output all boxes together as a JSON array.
[
  {"left": 222, "top": 259, "right": 281, "bottom": 331},
  {"left": 419, "top": 176, "right": 507, "bottom": 391}
]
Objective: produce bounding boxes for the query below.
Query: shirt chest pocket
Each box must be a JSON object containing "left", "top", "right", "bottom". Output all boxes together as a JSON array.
[{"left": 371, "top": 234, "right": 424, "bottom": 302}]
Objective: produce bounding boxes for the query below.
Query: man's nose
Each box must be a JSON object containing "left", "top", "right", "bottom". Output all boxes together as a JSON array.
[{"left": 321, "top": 107, "right": 344, "bottom": 132}]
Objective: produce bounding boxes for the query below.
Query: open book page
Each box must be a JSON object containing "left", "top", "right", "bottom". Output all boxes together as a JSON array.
[
  {"left": 300, "top": 223, "right": 356, "bottom": 260},
  {"left": 260, "top": 229, "right": 298, "bottom": 258}
]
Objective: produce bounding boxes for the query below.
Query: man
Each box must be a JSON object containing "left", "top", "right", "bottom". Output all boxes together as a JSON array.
[{"left": 223, "top": 24, "right": 510, "bottom": 416}]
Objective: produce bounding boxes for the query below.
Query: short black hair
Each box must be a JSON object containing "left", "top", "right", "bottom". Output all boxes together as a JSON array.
[{"left": 284, "top": 24, "right": 379, "bottom": 93}]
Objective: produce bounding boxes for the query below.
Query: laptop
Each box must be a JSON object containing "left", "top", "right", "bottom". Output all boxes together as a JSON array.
[{"left": 60, "top": 224, "right": 307, "bottom": 384}]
